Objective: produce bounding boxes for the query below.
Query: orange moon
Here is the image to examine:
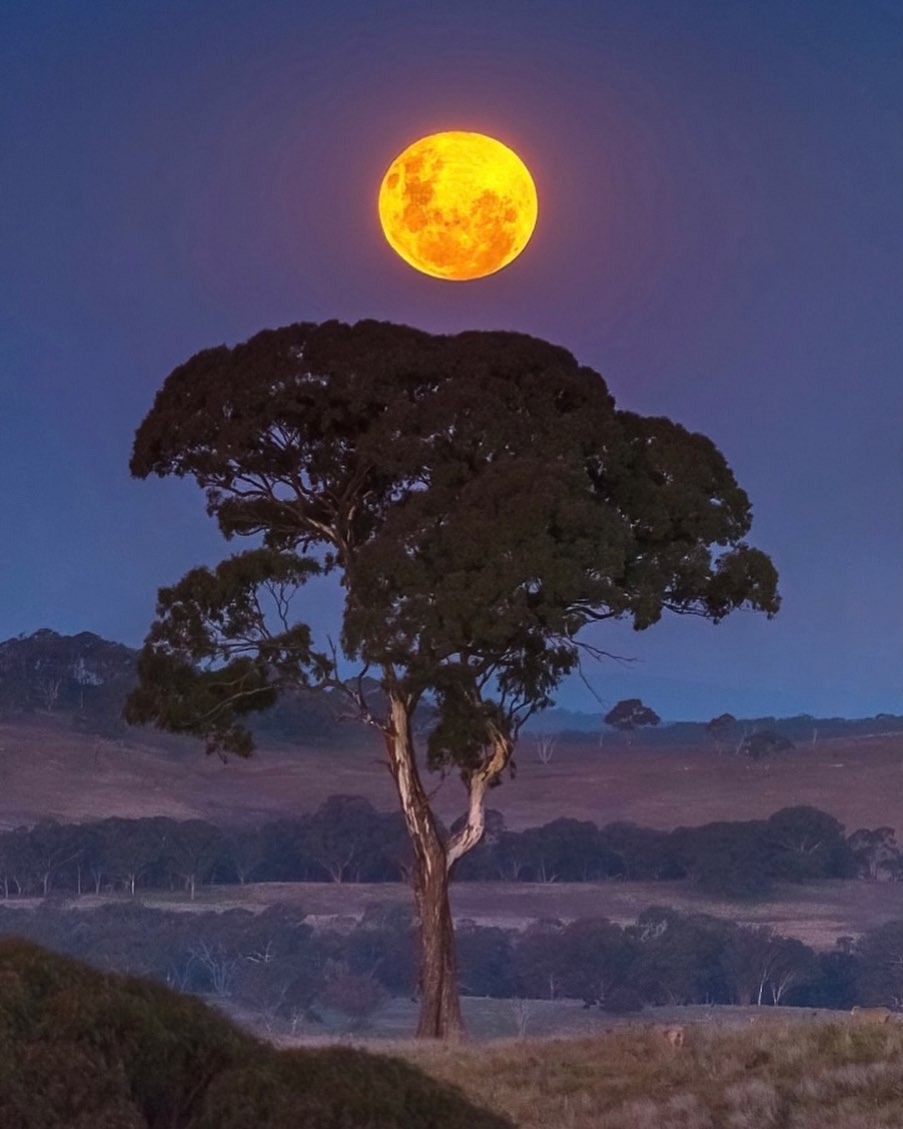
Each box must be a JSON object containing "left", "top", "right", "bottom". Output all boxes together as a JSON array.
[{"left": 378, "top": 131, "right": 538, "bottom": 281}]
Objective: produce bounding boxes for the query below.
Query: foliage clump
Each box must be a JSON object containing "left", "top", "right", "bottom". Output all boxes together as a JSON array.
[{"left": 0, "top": 938, "right": 512, "bottom": 1128}]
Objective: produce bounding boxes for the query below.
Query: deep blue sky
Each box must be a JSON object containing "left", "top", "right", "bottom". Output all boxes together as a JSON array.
[{"left": 2, "top": 1, "right": 901, "bottom": 721}]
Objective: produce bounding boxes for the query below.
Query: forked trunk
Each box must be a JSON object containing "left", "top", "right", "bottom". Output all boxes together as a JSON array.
[
  {"left": 384, "top": 693, "right": 464, "bottom": 1040},
  {"left": 413, "top": 833, "right": 464, "bottom": 1039},
  {"left": 383, "top": 693, "right": 516, "bottom": 1039}
]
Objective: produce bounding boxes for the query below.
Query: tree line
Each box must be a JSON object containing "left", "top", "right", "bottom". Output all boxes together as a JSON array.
[
  {"left": 0, "top": 798, "right": 898, "bottom": 902},
  {"left": 3, "top": 899, "right": 903, "bottom": 1025}
]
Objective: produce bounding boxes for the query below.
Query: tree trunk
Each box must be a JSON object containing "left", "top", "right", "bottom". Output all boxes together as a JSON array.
[
  {"left": 413, "top": 838, "right": 463, "bottom": 1039},
  {"left": 384, "top": 692, "right": 464, "bottom": 1040}
]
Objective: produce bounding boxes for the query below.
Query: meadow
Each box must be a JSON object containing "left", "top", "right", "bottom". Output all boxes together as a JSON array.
[
  {"left": 2, "top": 714, "right": 901, "bottom": 836},
  {"left": 52, "top": 875, "right": 903, "bottom": 954},
  {"left": 398, "top": 1021, "right": 903, "bottom": 1129}
]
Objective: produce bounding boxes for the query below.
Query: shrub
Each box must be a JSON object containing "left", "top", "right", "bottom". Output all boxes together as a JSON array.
[{"left": 0, "top": 938, "right": 511, "bottom": 1129}]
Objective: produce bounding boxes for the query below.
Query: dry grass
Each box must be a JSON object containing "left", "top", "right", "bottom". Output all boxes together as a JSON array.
[
  {"left": 2, "top": 715, "right": 902, "bottom": 836},
  {"left": 4, "top": 716, "right": 903, "bottom": 950},
  {"left": 395, "top": 1022, "right": 903, "bottom": 1129}
]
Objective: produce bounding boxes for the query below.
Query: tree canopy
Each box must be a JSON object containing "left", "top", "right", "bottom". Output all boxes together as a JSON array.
[
  {"left": 127, "top": 319, "right": 777, "bottom": 759},
  {"left": 125, "top": 319, "right": 779, "bottom": 1037},
  {"left": 604, "top": 698, "right": 661, "bottom": 734}
]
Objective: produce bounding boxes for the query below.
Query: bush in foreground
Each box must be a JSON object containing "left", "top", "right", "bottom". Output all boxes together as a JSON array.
[{"left": 0, "top": 937, "right": 511, "bottom": 1129}]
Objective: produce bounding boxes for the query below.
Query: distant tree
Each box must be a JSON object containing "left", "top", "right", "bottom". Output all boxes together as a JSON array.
[
  {"left": 532, "top": 732, "right": 558, "bottom": 764},
  {"left": 604, "top": 699, "right": 660, "bottom": 743},
  {"left": 630, "top": 907, "right": 733, "bottom": 1005},
  {"left": 739, "top": 730, "right": 794, "bottom": 760},
  {"left": 854, "top": 920, "right": 903, "bottom": 1008},
  {"left": 721, "top": 924, "right": 817, "bottom": 1005},
  {"left": 0, "top": 827, "right": 38, "bottom": 897},
  {"left": 766, "top": 806, "right": 854, "bottom": 882},
  {"left": 101, "top": 817, "right": 164, "bottom": 896},
  {"left": 124, "top": 319, "right": 779, "bottom": 1037},
  {"left": 28, "top": 821, "right": 81, "bottom": 897},
  {"left": 598, "top": 821, "right": 677, "bottom": 881},
  {"left": 848, "top": 826, "right": 900, "bottom": 881},
  {"left": 670, "top": 820, "right": 774, "bottom": 898},
  {"left": 318, "top": 962, "right": 387, "bottom": 1030},
  {"left": 223, "top": 826, "right": 266, "bottom": 885},
  {"left": 164, "top": 820, "right": 223, "bottom": 900},
  {"left": 302, "top": 795, "right": 386, "bottom": 883},
  {"left": 456, "top": 923, "right": 518, "bottom": 997},
  {"left": 509, "top": 818, "right": 615, "bottom": 883},
  {"left": 513, "top": 919, "right": 566, "bottom": 1000},
  {"left": 705, "top": 712, "right": 737, "bottom": 753},
  {"left": 556, "top": 917, "right": 638, "bottom": 1007}
]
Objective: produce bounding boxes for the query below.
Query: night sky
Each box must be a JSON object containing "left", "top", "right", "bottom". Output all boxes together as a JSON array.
[{"left": 2, "top": 1, "right": 900, "bottom": 721}]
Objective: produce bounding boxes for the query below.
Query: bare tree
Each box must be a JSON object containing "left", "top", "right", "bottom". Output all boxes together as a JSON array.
[
  {"left": 190, "top": 939, "right": 239, "bottom": 998},
  {"left": 533, "top": 732, "right": 557, "bottom": 765}
]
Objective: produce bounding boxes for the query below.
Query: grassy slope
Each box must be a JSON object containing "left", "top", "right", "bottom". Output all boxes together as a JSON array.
[
  {"left": 4, "top": 936, "right": 903, "bottom": 1127},
  {"left": 3, "top": 715, "right": 903, "bottom": 951},
  {"left": 2, "top": 714, "right": 902, "bottom": 834},
  {"left": 0, "top": 937, "right": 512, "bottom": 1129}
]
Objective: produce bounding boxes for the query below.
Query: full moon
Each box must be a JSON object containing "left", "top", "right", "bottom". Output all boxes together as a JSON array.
[{"left": 378, "top": 131, "right": 538, "bottom": 281}]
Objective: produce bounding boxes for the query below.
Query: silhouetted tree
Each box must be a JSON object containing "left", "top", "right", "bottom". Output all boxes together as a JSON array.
[
  {"left": 848, "top": 826, "right": 900, "bottom": 881},
  {"left": 854, "top": 920, "right": 903, "bottom": 1007},
  {"left": 165, "top": 819, "right": 223, "bottom": 900},
  {"left": 766, "top": 806, "right": 854, "bottom": 882},
  {"left": 604, "top": 699, "right": 660, "bottom": 743},
  {"left": 740, "top": 730, "right": 794, "bottom": 760},
  {"left": 124, "top": 319, "right": 779, "bottom": 1037},
  {"left": 721, "top": 924, "right": 817, "bottom": 1005},
  {"left": 705, "top": 712, "right": 738, "bottom": 753}
]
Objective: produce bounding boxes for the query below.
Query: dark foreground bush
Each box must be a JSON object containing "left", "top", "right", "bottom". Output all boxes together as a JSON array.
[{"left": 0, "top": 937, "right": 512, "bottom": 1129}]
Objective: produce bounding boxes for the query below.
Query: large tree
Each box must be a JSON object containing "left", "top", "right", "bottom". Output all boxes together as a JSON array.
[{"left": 124, "top": 319, "right": 779, "bottom": 1038}]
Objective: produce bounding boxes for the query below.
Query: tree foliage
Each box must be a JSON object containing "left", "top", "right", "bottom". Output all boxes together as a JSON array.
[
  {"left": 124, "top": 319, "right": 779, "bottom": 1036},
  {"left": 126, "top": 319, "right": 778, "bottom": 759},
  {"left": 0, "top": 938, "right": 511, "bottom": 1128},
  {"left": 604, "top": 698, "right": 661, "bottom": 735}
]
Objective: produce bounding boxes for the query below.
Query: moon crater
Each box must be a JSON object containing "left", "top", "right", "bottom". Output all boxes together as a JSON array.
[{"left": 378, "top": 132, "right": 537, "bottom": 281}]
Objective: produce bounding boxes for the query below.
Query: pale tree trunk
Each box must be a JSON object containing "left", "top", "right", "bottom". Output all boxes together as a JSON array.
[
  {"left": 384, "top": 693, "right": 464, "bottom": 1039},
  {"left": 383, "top": 694, "right": 514, "bottom": 1040}
]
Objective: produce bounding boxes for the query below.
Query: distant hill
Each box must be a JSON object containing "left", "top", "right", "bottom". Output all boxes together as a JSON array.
[
  {"left": 0, "top": 627, "right": 136, "bottom": 736},
  {"left": 2, "top": 628, "right": 901, "bottom": 751},
  {"left": 523, "top": 705, "right": 903, "bottom": 745},
  {"left": 0, "top": 628, "right": 368, "bottom": 747}
]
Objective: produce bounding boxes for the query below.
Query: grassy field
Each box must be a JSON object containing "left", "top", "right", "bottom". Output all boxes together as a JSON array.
[
  {"left": 253, "top": 1006, "right": 903, "bottom": 1128},
  {"left": 12, "top": 875, "right": 903, "bottom": 952},
  {"left": 1, "top": 714, "right": 902, "bottom": 838},
  {"left": 3, "top": 713, "right": 903, "bottom": 950},
  {"left": 239, "top": 995, "right": 834, "bottom": 1045},
  {"left": 397, "top": 1021, "right": 903, "bottom": 1128}
]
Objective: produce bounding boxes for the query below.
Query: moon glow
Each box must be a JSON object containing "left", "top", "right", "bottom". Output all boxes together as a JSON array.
[{"left": 378, "top": 131, "right": 538, "bottom": 281}]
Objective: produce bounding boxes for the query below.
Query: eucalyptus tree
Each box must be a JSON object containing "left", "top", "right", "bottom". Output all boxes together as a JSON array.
[
  {"left": 603, "top": 698, "right": 661, "bottom": 742},
  {"left": 125, "top": 319, "right": 779, "bottom": 1038}
]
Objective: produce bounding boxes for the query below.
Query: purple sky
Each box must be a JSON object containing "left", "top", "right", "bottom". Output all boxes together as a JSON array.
[{"left": 2, "top": 1, "right": 900, "bottom": 721}]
